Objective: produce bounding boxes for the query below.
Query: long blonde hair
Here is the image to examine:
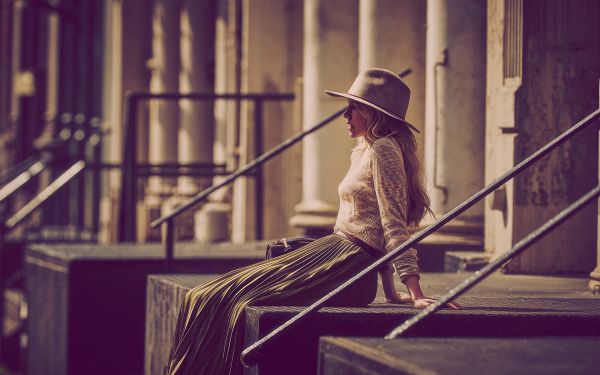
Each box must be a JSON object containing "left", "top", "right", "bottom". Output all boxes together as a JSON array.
[{"left": 356, "top": 102, "right": 431, "bottom": 226}]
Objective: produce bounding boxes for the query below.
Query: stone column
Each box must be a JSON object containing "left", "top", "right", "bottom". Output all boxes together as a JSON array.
[
  {"left": 231, "top": 0, "right": 302, "bottom": 242},
  {"left": 164, "top": 0, "right": 215, "bottom": 240},
  {"left": 177, "top": 0, "right": 215, "bottom": 196},
  {"left": 487, "top": 0, "right": 600, "bottom": 274},
  {"left": 194, "top": 0, "right": 240, "bottom": 244},
  {"left": 100, "top": 0, "right": 151, "bottom": 242},
  {"left": 423, "top": 0, "right": 486, "bottom": 232},
  {"left": 359, "top": 0, "right": 426, "bottom": 158},
  {"left": 289, "top": 0, "right": 358, "bottom": 237},
  {"left": 593, "top": 80, "right": 600, "bottom": 292},
  {"left": 145, "top": 0, "right": 181, "bottom": 240}
]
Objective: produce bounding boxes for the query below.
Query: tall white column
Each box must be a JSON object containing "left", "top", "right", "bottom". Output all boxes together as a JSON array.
[
  {"left": 145, "top": 0, "right": 181, "bottom": 240},
  {"left": 424, "top": 0, "right": 486, "bottom": 228},
  {"left": 359, "top": 0, "right": 426, "bottom": 163},
  {"left": 193, "top": 0, "right": 240, "bottom": 244},
  {"left": 589, "top": 82, "right": 600, "bottom": 293},
  {"left": 177, "top": 0, "right": 215, "bottom": 196},
  {"left": 231, "top": 0, "right": 302, "bottom": 242},
  {"left": 101, "top": 0, "right": 151, "bottom": 242},
  {"left": 289, "top": 0, "right": 358, "bottom": 237}
]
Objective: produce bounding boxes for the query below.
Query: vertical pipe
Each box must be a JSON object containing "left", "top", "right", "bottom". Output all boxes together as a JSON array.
[
  {"left": 0, "top": 223, "right": 4, "bottom": 364},
  {"left": 118, "top": 94, "right": 138, "bottom": 242},
  {"left": 165, "top": 218, "right": 174, "bottom": 272},
  {"left": 253, "top": 99, "right": 263, "bottom": 240},
  {"left": 90, "top": 117, "right": 101, "bottom": 235}
]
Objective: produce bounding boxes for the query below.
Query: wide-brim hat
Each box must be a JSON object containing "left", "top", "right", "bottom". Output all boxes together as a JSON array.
[{"left": 325, "top": 68, "right": 419, "bottom": 133}]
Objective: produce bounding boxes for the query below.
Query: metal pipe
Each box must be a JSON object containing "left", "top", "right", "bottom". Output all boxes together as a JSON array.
[
  {"left": 254, "top": 99, "right": 264, "bottom": 240},
  {"left": 240, "top": 107, "right": 600, "bottom": 367},
  {"left": 165, "top": 219, "right": 175, "bottom": 272},
  {"left": 117, "top": 93, "right": 138, "bottom": 242},
  {"left": 5, "top": 160, "right": 86, "bottom": 229},
  {"left": 0, "top": 154, "right": 50, "bottom": 204},
  {"left": 0, "top": 223, "right": 5, "bottom": 364},
  {"left": 132, "top": 92, "right": 295, "bottom": 101},
  {"left": 386, "top": 184, "right": 600, "bottom": 339}
]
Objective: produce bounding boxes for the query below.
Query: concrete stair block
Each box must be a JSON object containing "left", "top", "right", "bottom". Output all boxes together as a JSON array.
[
  {"left": 145, "top": 275, "right": 218, "bottom": 375},
  {"left": 144, "top": 273, "right": 599, "bottom": 375},
  {"left": 444, "top": 251, "right": 490, "bottom": 272},
  {"left": 318, "top": 337, "right": 600, "bottom": 375},
  {"left": 25, "top": 242, "right": 265, "bottom": 375}
]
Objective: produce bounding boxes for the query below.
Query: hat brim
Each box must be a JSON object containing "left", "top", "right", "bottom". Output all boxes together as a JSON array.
[{"left": 325, "top": 90, "right": 420, "bottom": 133}]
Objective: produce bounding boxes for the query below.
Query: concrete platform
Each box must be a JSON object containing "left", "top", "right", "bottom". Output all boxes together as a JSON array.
[
  {"left": 25, "top": 242, "right": 266, "bottom": 375},
  {"left": 318, "top": 337, "right": 600, "bottom": 375},
  {"left": 145, "top": 274, "right": 218, "bottom": 375},
  {"left": 145, "top": 272, "right": 599, "bottom": 375}
]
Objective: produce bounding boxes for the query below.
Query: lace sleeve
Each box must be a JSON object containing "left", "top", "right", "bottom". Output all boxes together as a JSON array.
[{"left": 371, "top": 138, "right": 420, "bottom": 282}]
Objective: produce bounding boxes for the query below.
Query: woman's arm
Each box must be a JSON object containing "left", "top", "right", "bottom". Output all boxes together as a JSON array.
[
  {"left": 404, "top": 275, "right": 461, "bottom": 310},
  {"left": 380, "top": 268, "right": 412, "bottom": 304}
]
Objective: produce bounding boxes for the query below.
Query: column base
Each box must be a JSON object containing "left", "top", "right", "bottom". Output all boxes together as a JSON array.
[
  {"left": 589, "top": 268, "right": 600, "bottom": 294},
  {"left": 139, "top": 194, "right": 197, "bottom": 242},
  {"left": 194, "top": 202, "right": 231, "bottom": 243},
  {"left": 420, "top": 215, "right": 484, "bottom": 241},
  {"left": 289, "top": 201, "right": 338, "bottom": 238}
]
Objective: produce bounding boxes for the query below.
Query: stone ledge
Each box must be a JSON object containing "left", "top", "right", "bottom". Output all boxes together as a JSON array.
[
  {"left": 245, "top": 300, "right": 600, "bottom": 375},
  {"left": 318, "top": 337, "right": 600, "bottom": 375}
]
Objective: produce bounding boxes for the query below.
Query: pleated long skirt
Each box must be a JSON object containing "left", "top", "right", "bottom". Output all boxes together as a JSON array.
[{"left": 166, "top": 234, "right": 379, "bottom": 375}]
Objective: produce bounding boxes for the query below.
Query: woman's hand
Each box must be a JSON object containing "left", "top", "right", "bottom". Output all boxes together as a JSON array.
[
  {"left": 413, "top": 297, "right": 462, "bottom": 310},
  {"left": 384, "top": 291, "right": 413, "bottom": 304}
]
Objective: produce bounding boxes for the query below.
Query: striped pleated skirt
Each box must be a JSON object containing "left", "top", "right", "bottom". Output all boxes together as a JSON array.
[{"left": 166, "top": 234, "right": 379, "bottom": 375}]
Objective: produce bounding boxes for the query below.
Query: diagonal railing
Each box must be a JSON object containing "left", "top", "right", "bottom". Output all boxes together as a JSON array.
[
  {"left": 150, "top": 69, "right": 413, "bottom": 270},
  {"left": 386, "top": 183, "right": 600, "bottom": 339},
  {"left": 0, "top": 160, "right": 87, "bottom": 363},
  {"left": 239, "top": 105, "right": 600, "bottom": 366}
]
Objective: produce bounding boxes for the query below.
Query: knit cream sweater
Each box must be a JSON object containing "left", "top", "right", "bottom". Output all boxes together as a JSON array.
[{"left": 334, "top": 136, "right": 420, "bottom": 281}]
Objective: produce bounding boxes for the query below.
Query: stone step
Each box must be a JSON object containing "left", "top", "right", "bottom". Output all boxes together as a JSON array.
[
  {"left": 145, "top": 274, "right": 218, "bottom": 375},
  {"left": 444, "top": 250, "right": 490, "bottom": 272},
  {"left": 144, "top": 273, "right": 599, "bottom": 375},
  {"left": 318, "top": 337, "right": 600, "bottom": 375},
  {"left": 245, "top": 298, "right": 600, "bottom": 375},
  {"left": 414, "top": 232, "right": 483, "bottom": 271}
]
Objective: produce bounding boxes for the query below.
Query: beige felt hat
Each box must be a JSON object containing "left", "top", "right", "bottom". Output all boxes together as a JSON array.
[{"left": 325, "top": 68, "right": 419, "bottom": 133}]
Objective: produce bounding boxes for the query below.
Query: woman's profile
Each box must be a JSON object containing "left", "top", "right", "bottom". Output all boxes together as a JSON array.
[{"left": 166, "top": 67, "right": 460, "bottom": 375}]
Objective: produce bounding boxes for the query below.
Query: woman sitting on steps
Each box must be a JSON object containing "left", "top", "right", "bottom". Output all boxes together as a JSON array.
[{"left": 166, "top": 67, "right": 461, "bottom": 375}]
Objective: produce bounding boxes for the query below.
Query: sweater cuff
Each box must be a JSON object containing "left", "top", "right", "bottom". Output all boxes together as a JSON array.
[{"left": 392, "top": 247, "right": 420, "bottom": 283}]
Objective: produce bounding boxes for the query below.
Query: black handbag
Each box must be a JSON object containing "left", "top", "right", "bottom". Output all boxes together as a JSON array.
[{"left": 265, "top": 237, "right": 315, "bottom": 259}]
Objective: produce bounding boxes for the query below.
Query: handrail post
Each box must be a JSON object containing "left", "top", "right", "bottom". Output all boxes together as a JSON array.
[
  {"left": 118, "top": 93, "right": 138, "bottom": 242},
  {"left": 254, "top": 98, "right": 264, "bottom": 240},
  {"left": 164, "top": 219, "right": 175, "bottom": 272}
]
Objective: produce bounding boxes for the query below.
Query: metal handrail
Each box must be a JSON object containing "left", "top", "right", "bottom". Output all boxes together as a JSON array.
[
  {"left": 240, "top": 107, "right": 600, "bottom": 366},
  {"left": 149, "top": 69, "right": 413, "bottom": 272},
  {"left": 0, "top": 127, "right": 75, "bottom": 202},
  {"left": 0, "top": 159, "right": 87, "bottom": 364},
  {"left": 4, "top": 160, "right": 87, "bottom": 229},
  {"left": 0, "top": 154, "right": 51, "bottom": 205},
  {"left": 0, "top": 154, "right": 42, "bottom": 187},
  {"left": 386, "top": 183, "right": 600, "bottom": 338},
  {"left": 118, "top": 91, "right": 297, "bottom": 242}
]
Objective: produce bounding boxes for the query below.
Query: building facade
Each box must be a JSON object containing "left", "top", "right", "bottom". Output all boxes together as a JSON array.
[{"left": 1, "top": 0, "right": 600, "bottom": 289}]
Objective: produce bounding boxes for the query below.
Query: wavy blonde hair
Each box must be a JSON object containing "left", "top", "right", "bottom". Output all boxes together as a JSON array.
[{"left": 355, "top": 102, "right": 431, "bottom": 226}]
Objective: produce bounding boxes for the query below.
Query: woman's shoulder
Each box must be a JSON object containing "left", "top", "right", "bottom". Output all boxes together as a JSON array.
[{"left": 370, "top": 136, "right": 402, "bottom": 157}]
